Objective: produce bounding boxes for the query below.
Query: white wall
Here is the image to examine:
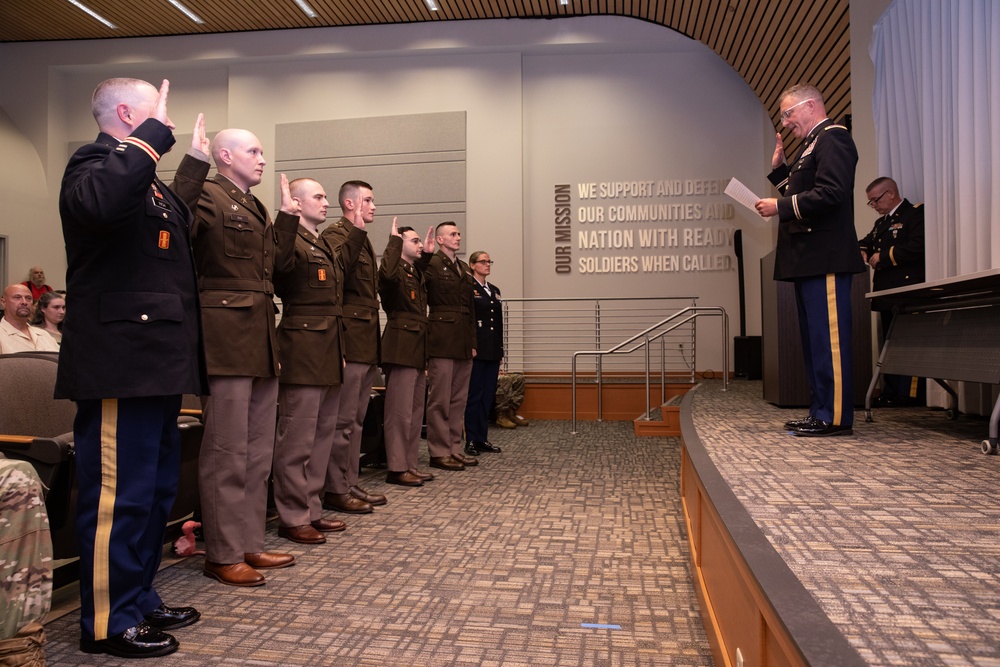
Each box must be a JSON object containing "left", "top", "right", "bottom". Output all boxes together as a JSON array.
[{"left": 0, "top": 11, "right": 889, "bottom": 372}]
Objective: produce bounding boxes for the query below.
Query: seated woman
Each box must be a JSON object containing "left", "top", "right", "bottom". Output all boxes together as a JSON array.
[{"left": 29, "top": 292, "right": 65, "bottom": 345}]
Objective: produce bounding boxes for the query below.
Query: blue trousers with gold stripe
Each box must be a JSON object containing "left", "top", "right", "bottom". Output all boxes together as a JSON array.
[
  {"left": 794, "top": 274, "right": 854, "bottom": 427},
  {"left": 74, "top": 395, "right": 182, "bottom": 641}
]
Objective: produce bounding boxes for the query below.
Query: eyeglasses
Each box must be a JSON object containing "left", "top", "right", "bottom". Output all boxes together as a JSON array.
[
  {"left": 474, "top": 259, "right": 494, "bottom": 265},
  {"left": 779, "top": 98, "right": 813, "bottom": 122},
  {"left": 866, "top": 191, "right": 890, "bottom": 208}
]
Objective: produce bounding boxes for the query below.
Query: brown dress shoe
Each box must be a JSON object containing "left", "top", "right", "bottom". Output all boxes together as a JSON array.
[
  {"left": 408, "top": 468, "right": 434, "bottom": 481},
  {"left": 278, "top": 524, "right": 326, "bottom": 544},
  {"left": 311, "top": 518, "right": 347, "bottom": 532},
  {"left": 513, "top": 414, "right": 530, "bottom": 426},
  {"left": 350, "top": 485, "right": 387, "bottom": 506},
  {"left": 452, "top": 452, "right": 479, "bottom": 466},
  {"left": 203, "top": 561, "right": 265, "bottom": 587},
  {"left": 386, "top": 470, "right": 424, "bottom": 486},
  {"left": 323, "top": 492, "right": 374, "bottom": 514},
  {"left": 429, "top": 456, "right": 465, "bottom": 471},
  {"left": 244, "top": 552, "right": 295, "bottom": 569}
]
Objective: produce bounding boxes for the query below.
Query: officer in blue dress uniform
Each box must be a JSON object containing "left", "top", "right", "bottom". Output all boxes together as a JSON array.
[
  {"left": 58, "top": 78, "right": 208, "bottom": 658},
  {"left": 858, "top": 177, "right": 926, "bottom": 406},
  {"left": 464, "top": 251, "right": 504, "bottom": 455},
  {"left": 755, "top": 84, "right": 866, "bottom": 437}
]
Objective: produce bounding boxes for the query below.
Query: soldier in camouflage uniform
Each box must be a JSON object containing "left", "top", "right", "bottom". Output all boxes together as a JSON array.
[
  {"left": 493, "top": 372, "right": 529, "bottom": 428},
  {"left": 0, "top": 456, "right": 52, "bottom": 666}
]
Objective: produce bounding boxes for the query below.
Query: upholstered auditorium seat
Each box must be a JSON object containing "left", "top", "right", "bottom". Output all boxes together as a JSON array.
[
  {"left": 0, "top": 352, "right": 77, "bottom": 560},
  {"left": 0, "top": 353, "right": 205, "bottom": 567}
]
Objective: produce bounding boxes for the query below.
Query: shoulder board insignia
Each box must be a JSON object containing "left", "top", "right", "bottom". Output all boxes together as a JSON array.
[{"left": 825, "top": 124, "right": 849, "bottom": 131}]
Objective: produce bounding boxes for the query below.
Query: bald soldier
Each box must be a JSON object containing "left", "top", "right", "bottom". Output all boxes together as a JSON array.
[
  {"left": 0, "top": 284, "right": 59, "bottom": 354},
  {"left": 271, "top": 178, "right": 366, "bottom": 544},
  {"left": 172, "top": 129, "right": 300, "bottom": 587}
]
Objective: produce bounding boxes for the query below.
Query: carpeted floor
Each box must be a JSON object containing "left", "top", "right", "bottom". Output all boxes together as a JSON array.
[
  {"left": 689, "top": 380, "right": 1000, "bottom": 667},
  {"left": 41, "top": 421, "right": 713, "bottom": 666}
]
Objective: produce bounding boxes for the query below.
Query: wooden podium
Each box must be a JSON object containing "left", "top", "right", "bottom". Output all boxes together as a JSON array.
[{"left": 760, "top": 250, "right": 872, "bottom": 407}]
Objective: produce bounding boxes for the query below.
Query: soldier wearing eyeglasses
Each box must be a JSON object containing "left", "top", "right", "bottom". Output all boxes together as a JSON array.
[
  {"left": 755, "top": 83, "right": 866, "bottom": 437},
  {"left": 464, "top": 251, "right": 504, "bottom": 456},
  {"left": 859, "top": 177, "right": 925, "bottom": 407}
]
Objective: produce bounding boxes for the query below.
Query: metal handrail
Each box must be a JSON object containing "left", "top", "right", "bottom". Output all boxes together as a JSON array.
[
  {"left": 500, "top": 296, "right": 698, "bottom": 375},
  {"left": 570, "top": 306, "right": 728, "bottom": 433}
]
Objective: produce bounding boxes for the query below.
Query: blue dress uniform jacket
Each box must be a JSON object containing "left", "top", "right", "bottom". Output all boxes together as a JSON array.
[
  {"left": 425, "top": 251, "right": 477, "bottom": 359},
  {"left": 57, "top": 119, "right": 208, "bottom": 643},
  {"left": 321, "top": 217, "right": 381, "bottom": 365},
  {"left": 57, "top": 123, "right": 208, "bottom": 400},
  {"left": 768, "top": 119, "right": 866, "bottom": 281},
  {"left": 378, "top": 238, "right": 431, "bottom": 370},
  {"left": 471, "top": 280, "right": 503, "bottom": 362},
  {"left": 172, "top": 160, "right": 299, "bottom": 377},
  {"left": 858, "top": 199, "right": 925, "bottom": 292},
  {"left": 274, "top": 225, "right": 364, "bottom": 385}
]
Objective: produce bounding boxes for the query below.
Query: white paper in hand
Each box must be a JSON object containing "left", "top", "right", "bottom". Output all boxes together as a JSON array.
[{"left": 724, "top": 178, "right": 762, "bottom": 213}]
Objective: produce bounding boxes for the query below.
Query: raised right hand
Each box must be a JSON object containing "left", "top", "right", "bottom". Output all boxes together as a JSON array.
[
  {"left": 151, "top": 79, "right": 175, "bottom": 130},
  {"left": 771, "top": 132, "right": 785, "bottom": 169},
  {"left": 191, "top": 113, "right": 209, "bottom": 154}
]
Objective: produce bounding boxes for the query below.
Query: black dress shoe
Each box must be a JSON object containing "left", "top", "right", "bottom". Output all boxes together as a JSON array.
[
  {"left": 144, "top": 603, "right": 201, "bottom": 630},
  {"left": 80, "top": 621, "right": 178, "bottom": 658},
  {"left": 463, "top": 442, "right": 481, "bottom": 456},
  {"left": 792, "top": 419, "right": 853, "bottom": 437},
  {"left": 783, "top": 415, "right": 818, "bottom": 430},
  {"left": 473, "top": 441, "right": 502, "bottom": 453}
]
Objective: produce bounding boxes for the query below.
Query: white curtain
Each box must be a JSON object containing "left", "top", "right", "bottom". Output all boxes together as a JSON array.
[
  {"left": 870, "top": 0, "right": 1000, "bottom": 280},
  {"left": 870, "top": 0, "right": 1000, "bottom": 414}
]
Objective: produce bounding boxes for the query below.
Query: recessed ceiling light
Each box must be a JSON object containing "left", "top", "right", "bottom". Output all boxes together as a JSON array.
[
  {"left": 294, "top": 0, "right": 318, "bottom": 18},
  {"left": 560, "top": 0, "right": 569, "bottom": 5},
  {"left": 166, "top": 0, "right": 204, "bottom": 24},
  {"left": 66, "top": 0, "right": 116, "bottom": 29},
  {"left": 424, "top": 0, "right": 439, "bottom": 11}
]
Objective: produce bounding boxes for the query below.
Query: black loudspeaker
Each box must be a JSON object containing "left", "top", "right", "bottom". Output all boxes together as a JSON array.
[{"left": 734, "top": 335, "right": 762, "bottom": 380}]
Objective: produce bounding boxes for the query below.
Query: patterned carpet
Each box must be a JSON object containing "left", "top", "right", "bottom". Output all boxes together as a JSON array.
[
  {"left": 689, "top": 380, "right": 1000, "bottom": 667},
  {"left": 40, "top": 421, "right": 713, "bottom": 666}
]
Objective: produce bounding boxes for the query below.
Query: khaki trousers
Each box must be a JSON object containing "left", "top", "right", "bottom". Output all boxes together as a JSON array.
[
  {"left": 199, "top": 375, "right": 278, "bottom": 564},
  {"left": 426, "top": 357, "right": 472, "bottom": 458},
  {"left": 273, "top": 384, "right": 341, "bottom": 527}
]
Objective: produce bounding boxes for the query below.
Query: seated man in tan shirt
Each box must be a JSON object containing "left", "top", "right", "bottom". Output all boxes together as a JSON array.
[{"left": 0, "top": 284, "right": 59, "bottom": 354}]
